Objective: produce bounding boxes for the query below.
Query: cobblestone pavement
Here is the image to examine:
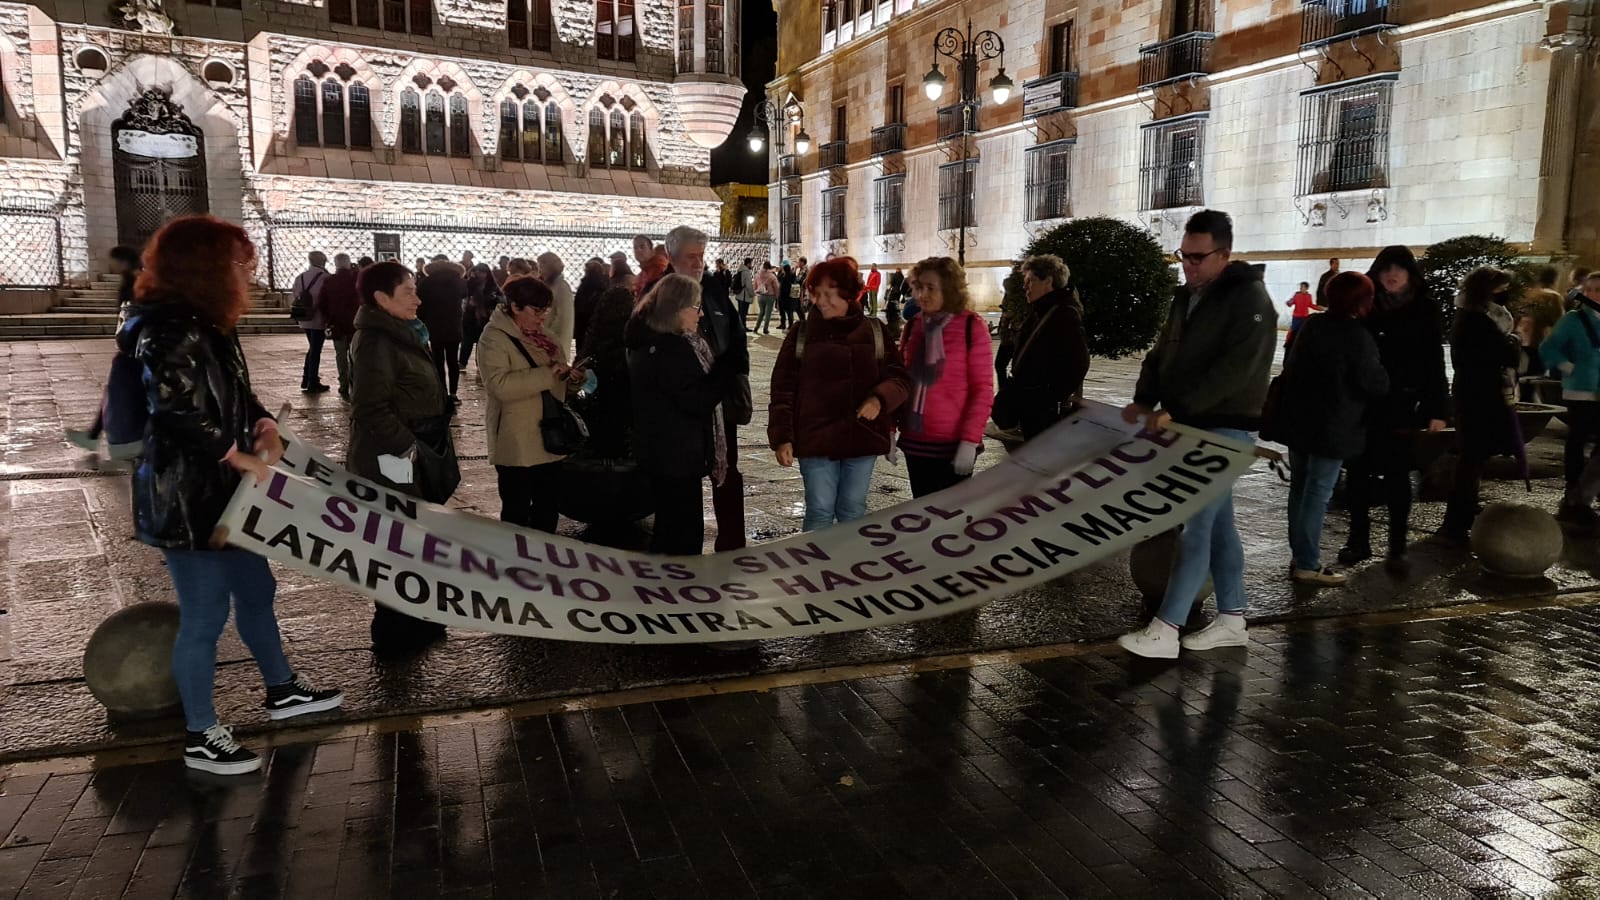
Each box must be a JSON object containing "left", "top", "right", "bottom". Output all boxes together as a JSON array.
[
  {"left": 2, "top": 597, "right": 1599, "bottom": 898},
  {"left": 1, "top": 334, "right": 1593, "bottom": 762}
]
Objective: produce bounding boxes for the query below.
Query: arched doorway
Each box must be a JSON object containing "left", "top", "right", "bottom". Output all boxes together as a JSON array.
[{"left": 112, "top": 88, "right": 209, "bottom": 249}]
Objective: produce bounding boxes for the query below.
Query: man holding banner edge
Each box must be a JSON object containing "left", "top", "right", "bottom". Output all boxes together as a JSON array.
[{"left": 1118, "top": 209, "right": 1278, "bottom": 659}]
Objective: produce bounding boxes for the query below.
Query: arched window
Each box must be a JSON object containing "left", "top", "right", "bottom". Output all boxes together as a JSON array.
[
  {"left": 544, "top": 101, "right": 563, "bottom": 163},
  {"left": 320, "top": 80, "right": 345, "bottom": 148},
  {"left": 609, "top": 107, "right": 626, "bottom": 167},
  {"left": 424, "top": 91, "right": 446, "bottom": 155},
  {"left": 293, "top": 76, "right": 319, "bottom": 145},
  {"left": 628, "top": 111, "right": 646, "bottom": 169},
  {"left": 588, "top": 107, "right": 606, "bottom": 166},
  {"left": 349, "top": 84, "right": 372, "bottom": 149},
  {"left": 521, "top": 101, "right": 540, "bottom": 162},
  {"left": 499, "top": 99, "right": 519, "bottom": 161},
  {"left": 677, "top": 0, "right": 695, "bottom": 72},
  {"left": 400, "top": 89, "right": 421, "bottom": 153},
  {"left": 448, "top": 93, "right": 469, "bottom": 157}
]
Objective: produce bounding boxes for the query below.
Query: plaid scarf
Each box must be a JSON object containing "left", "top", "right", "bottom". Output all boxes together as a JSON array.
[
  {"left": 905, "top": 313, "right": 951, "bottom": 433},
  {"left": 685, "top": 331, "right": 728, "bottom": 487}
]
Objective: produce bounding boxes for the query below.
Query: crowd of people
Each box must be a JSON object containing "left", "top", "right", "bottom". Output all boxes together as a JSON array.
[{"left": 97, "top": 207, "right": 1600, "bottom": 773}]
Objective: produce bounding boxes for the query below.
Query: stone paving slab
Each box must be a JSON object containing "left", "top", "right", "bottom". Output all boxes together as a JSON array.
[
  {"left": 1, "top": 335, "right": 1593, "bottom": 762},
  {"left": 2, "top": 599, "right": 1599, "bottom": 898}
]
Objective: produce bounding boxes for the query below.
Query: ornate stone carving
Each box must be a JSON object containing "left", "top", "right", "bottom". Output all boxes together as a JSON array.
[
  {"left": 111, "top": 0, "right": 174, "bottom": 34},
  {"left": 114, "top": 88, "right": 201, "bottom": 136}
]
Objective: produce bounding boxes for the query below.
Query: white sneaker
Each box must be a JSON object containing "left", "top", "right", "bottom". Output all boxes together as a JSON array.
[
  {"left": 1291, "top": 566, "right": 1348, "bottom": 586},
  {"left": 1117, "top": 619, "right": 1180, "bottom": 659},
  {"left": 1180, "top": 615, "right": 1248, "bottom": 651}
]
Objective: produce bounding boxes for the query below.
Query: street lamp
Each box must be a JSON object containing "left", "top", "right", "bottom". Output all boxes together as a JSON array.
[
  {"left": 794, "top": 130, "right": 812, "bottom": 154},
  {"left": 923, "top": 20, "right": 1008, "bottom": 266}
]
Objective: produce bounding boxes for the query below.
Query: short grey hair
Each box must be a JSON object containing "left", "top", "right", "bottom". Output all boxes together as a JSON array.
[
  {"left": 664, "top": 225, "right": 709, "bottom": 257},
  {"left": 1021, "top": 254, "right": 1070, "bottom": 289},
  {"left": 641, "top": 274, "right": 702, "bottom": 334}
]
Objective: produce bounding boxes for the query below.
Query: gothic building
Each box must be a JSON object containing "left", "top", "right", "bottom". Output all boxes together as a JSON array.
[
  {"left": 0, "top": 0, "right": 746, "bottom": 299},
  {"left": 765, "top": 0, "right": 1599, "bottom": 308}
]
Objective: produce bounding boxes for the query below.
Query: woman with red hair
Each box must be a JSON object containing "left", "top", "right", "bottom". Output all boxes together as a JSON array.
[
  {"left": 897, "top": 257, "right": 995, "bottom": 497},
  {"left": 1274, "top": 271, "right": 1390, "bottom": 585},
  {"left": 126, "top": 215, "right": 341, "bottom": 775},
  {"left": 768, "top": 257, "right": 911, "bottom": 530}
]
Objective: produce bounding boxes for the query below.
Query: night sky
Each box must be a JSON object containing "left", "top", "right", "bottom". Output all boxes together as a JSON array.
[{"left": 708, "top": 0, "right": 779, "bottom": 186}]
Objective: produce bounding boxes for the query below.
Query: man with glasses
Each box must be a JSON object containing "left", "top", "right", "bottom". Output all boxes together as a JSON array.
[{"left": 1117, "top": 209, "right": 1276, "bottom": 659}]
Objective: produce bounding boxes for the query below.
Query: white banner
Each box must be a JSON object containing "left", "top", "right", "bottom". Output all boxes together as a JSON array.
[{"left": 216, "top": 402, "right": 1259, "bottom": 643}]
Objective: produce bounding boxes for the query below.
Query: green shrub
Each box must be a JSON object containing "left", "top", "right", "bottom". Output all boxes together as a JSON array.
[
  {"left": 1020, "top": 217, "right": 1176, "bottom": 359},
  {"left": 1418, "top": 235, "right": 1534, "bottom": 332}
]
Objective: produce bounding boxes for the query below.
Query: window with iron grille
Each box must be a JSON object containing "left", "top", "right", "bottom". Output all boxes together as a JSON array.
[
  {"left": 328, "top": 0, "right": 430, "bottom": 32},
  {"left": 508, "top": 0, "right": 553, "bottom": 50},
  {"left": 938, "top": 159, "right": 978, "bottom": 230},
  {"left": 821, "top": 187, "right": 847, "bottom": 241},
  {"left": 874, "top": 175, "right": 904, "bottom": 235},
  {"left": 1025, "top": 140, "right": 1073, "bottom": 222},
  {"left": 678, "top": 0, "right": 695, "bottom": 71},
  {"left": 1296, "top": 76, "right": 1394, "bottom": 195},
  {"left": 1048, "top": 21, "right": 1073, "bottom": 74},
  {"left": 1138, "top": 115, "right": 1206, "bottom": 210},
  {"left": 293, "top": 74, "right": 372, "bottom": 149},
  {"left": 399, "top": 87, "right": 470, "bottom": 157},
  {"left": 1302, "top": 0, "right": 1397, "bottom": 47},
  {"left": 596, "top": 0, "right": 636, "bottom": 60},
  {"left": 706, "top": 0, "right": 726, "bottom": 74},
  {"left": 780, "top": 196, "right": 801, "bottom": 245}
]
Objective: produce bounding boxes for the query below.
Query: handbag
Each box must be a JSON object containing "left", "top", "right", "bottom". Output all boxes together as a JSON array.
[
  {"left": 409, "top": 414, "right": 461, "bottom": 503},
  {"left": 541, "top": 391, "right": 589, "bottom": 456},
  {"left": 726, "top": 374, "right": 753, "bottom": 426},
  {"left": 1257, "top": 374, "right": 1288, "bottom": 444}
]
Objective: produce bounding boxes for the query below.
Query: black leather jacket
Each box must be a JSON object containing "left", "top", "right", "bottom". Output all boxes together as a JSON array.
[{"left": 124, "top": 302, "right": 271, "bottom": 550}]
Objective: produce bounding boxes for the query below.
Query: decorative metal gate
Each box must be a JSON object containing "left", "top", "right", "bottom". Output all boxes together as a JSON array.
[{"left": 112, "top": 88, "right": 208, "bottom": 249}]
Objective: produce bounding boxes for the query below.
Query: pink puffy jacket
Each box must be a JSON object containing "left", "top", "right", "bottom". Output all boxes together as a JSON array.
[{"left": 899, "top": 311, "right": 995, "bottom": 453}]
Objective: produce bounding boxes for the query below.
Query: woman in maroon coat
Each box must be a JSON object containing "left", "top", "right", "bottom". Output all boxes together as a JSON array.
[{"left": 769, "top": 257, "right": 912, "bottom": 531}]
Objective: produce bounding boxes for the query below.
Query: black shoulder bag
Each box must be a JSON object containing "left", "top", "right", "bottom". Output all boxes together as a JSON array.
[{"left": 509, "top": 338, "right": 589, "bottom": 456}]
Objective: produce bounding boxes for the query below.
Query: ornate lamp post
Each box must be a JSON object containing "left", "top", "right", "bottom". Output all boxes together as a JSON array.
[
  {"left": 923, "top": 21, "right": 1011, "bottom": 267},
  {"left": 749, "top": 97, "right": 807, "bottom": 254}
]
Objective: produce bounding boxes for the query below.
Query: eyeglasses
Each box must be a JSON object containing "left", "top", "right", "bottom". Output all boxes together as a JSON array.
[{"left": 1174, "top": 249, "right": 1225, "bottom": 265}]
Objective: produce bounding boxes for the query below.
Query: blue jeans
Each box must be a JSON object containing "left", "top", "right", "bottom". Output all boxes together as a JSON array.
[
  {"left": 798, "top": 455, "right": 877, "bottom": 532},
  {"left": 755, "top": 295, "right": 776, "bottom": 331},
  {"left": 1157, "top": 428, "right": 1250, "bottom": 626},
  {"left": 1287, "top": 450, "right": 1343, "bottom": 571},
  {"left": 163, "top": 549, "right": 293, "bottom": 732}
]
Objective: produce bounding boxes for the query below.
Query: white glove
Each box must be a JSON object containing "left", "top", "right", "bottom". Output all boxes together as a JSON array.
[{"left": 952, "top": 440, "right": 981, "bottom": 476}]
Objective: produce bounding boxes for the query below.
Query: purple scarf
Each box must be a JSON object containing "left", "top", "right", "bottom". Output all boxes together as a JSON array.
[
  {"left": 685, "top": 331, "right": 728, "bottom": 487},
  {"left": 905, "top": 313, "right": 951, "bottom": 433}
]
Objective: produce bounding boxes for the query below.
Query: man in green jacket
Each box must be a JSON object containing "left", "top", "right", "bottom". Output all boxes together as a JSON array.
[{"left": 1118, "top": 209, "right": 1277, "bottom": 659}]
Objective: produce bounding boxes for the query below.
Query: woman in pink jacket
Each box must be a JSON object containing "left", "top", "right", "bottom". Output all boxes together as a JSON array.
[{"left": 898, "top": 256, "right": 995, "bottom": 497}]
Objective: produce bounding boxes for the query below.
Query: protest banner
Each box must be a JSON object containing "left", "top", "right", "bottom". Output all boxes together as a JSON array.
[{"left": 217, "top": 402, "right": 1258, "bottom": 643}]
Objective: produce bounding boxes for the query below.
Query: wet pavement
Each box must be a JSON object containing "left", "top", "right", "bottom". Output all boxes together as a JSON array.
[
  {"left": 2, "top": 597, "right": 1600, "bottom": 898},
  {"left": 2, "top": 334, "right": 1597, "bottom": 764}
]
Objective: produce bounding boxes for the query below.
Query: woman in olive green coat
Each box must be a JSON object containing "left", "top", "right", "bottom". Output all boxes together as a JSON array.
[{"left": 347, "top": 261, "right": 450, "bottom": 655}]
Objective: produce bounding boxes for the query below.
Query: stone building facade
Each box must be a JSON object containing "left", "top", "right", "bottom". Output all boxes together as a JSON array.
[
  {"left": 765, "top": 0, "right": 1599, "bottom": 310},
  {"left": 0, "top": 0, "right": 745, "bottom": 300}
]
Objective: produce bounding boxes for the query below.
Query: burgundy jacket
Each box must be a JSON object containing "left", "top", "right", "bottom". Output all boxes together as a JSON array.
[{"left": 768, "top": 309, "right": 911, "bottom": 460}]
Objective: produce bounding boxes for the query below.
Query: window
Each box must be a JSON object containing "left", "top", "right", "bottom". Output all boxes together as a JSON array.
[
  {"left": 834, "top": 104, "right": 847, "bottom": 142},
  {"left": 629, "top": 112, "right": 646, "bottom": 168},
  {"left": 780, "top": 195, "right": 801, "bottom": 245},
  {"left": 597, "top": 0, "right": 636, "bottom": 61},
  {"left": 400, "top": 85, "right": 471, "bottom": 157},
  {"left": 609, "top": 108, "right": 626, "bottom": 166},
  {"left": 938, "top": 159, "right": 978, "bottom": 230},
  {"left": 887, "top": 84, "right": 904, "bottom": 124},
  {"left": 544, "top": 101, "right": 564, "bottom": 162},
  {"left": 706, "top": 0, "right": 726, "bottom": 74},
  {"left": 329, "top": 0, "right": 430, "bottom": 32},
  {"left": 293, "top": 71, "right": 372, "bottom": 149},
  {"left": 874, "top": 175, "right": 904, "bottom": 235},
  {"left": 823, "top": 0, "right": 835, "bottom": 32},
  {"left": 508, "top": 0, "right": 553, "bottom": 50},
  {"left": 678, "top": 0, "right": 696, "bottom": 71},
  {"left": 1171, "top": 0, "right": 1212, "bottom": 34},
  {"left": 821, "top": 187, "right": 847, "bottom": 241},
  {"left": 587, "top": 98, "right": 646, "bottom": 170},
  {"left": 1048, "top": 22, "right": 1074, "bottom": 74},
  {"left": 1296, "top": 76, "right": 1394, "bottom": 195},
  {"left": 1025, "top": 140, "right": 1073, "bottom": 222},
  {"left": 1139, "top": 115, "right": 1207, "bottom": 209},
  {"left": 588, "top": 108, "right": 606, "bottom": 165}
]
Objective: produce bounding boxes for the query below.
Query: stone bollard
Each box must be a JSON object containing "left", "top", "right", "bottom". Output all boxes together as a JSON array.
[
  {"left": 83, "top": 601, "right": 182, "bottom": 718},
  {"left": 1130, "top": 529, "right": 1212, "bottom": 628},
  {"left": 1470, "top": 502, "right": 1563, "bottom": 578}
]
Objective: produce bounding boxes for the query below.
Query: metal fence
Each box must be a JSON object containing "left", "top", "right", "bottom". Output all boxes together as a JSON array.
[
  {"left": 0, "top": 207, "right": 64, "bottom": 289},
  {"left": 264, "top": 219, "right": 774, "bottom": 289}
]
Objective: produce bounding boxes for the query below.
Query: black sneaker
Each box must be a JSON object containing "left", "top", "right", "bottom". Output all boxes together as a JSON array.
[
  {"left": 184, "top": 724, "right": 261, "bottom": 775},
  {"left": 264, "top": 674, "right": 344, "bottom": 721}
]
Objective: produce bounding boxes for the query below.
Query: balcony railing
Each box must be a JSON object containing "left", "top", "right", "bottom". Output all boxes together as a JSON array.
[
  {"left": 937, "top": 104, "right": 980, "bottom": 140},
  {"left": 1022, "top": 72, "right": 1080, "bottom": 119},
  {"left": 871, "top": 123, "right": 906, "bottom": 156},
  {"left": 1137, "top": 32, "right": 1216, "bottom": 88},
  {"left": 778, "top": 154, "right": 800, "bottom": 179},
  {"left": 1301, "top": 0, "right": 1400, "bottom": 47},
  {"left": 818, "top": 140, "right": 848, "bottom": 170}
]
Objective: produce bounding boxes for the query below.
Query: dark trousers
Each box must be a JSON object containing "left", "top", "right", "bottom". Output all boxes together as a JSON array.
[
  {"left": 736, "top": 299, "right": 752, "bottom": 329},
  {"left": 431, "top": 341, "right": 462, "bottom": 396},
  {"left": 905, "top": 453, "right": 968, "bottom": 499},
  {"left": 1344, "top": 451, "right": 1412, "bottom": 552},
  {"left": 301, "top": 328, "right": 325, "bottom": 387},
  {"left": 712, "top": 413, "right": 746, "bottom": 551},
  {"left": 1564, "top": 400, "right": 1600, "bottom": 494},
  {"left": 1443, "top": 450, "right": 1489, "bottom": 535},
  {"left": 650, "top": 474, "right": 705, "bottom": 555},
  {"left": 496, "top": 462, "right": 562, "bottom": 533}
]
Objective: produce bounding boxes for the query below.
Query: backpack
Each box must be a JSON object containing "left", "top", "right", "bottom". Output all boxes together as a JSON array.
[{"left": 290, "top": 270, "right": 325, "bottom": 321}]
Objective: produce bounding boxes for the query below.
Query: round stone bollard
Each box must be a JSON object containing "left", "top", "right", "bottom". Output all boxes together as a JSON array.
[
  {"left": 83, "top": 601, "right": 182, "bottom": 718},
  {"left": 1130, "top": 529, "right": 1212, "bottom": 626},
  {"left": 1470, "top": 502, "right": 1563, "bottom": 578}
]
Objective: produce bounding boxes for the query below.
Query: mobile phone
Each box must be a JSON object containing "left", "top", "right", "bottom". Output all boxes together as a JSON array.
[{"left": 571, "top": 355, "right": 592, "bottom": 370}]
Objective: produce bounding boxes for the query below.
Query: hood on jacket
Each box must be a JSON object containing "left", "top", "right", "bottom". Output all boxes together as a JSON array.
[
  {"left": 425, "top": 259, "right": 465, "bottom": 279},
  {"left": 1367, "top": 245, "right": 1429, "bottom": 300},
  {"left": 354, "top": 302, "right": 425, "bottom": 342}
]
